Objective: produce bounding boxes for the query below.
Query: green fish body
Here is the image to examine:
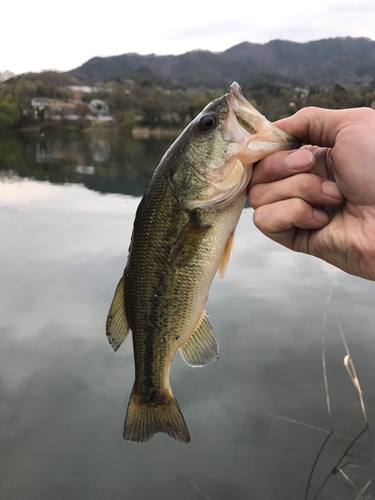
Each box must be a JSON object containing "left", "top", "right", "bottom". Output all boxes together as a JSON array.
[{"left": 106, "top": 82, "right": 300, "bottom": 443}]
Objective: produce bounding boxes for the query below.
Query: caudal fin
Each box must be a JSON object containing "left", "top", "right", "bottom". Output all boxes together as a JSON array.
[{"left": 123, "top": 386, "right": 191, "bottom": 444}]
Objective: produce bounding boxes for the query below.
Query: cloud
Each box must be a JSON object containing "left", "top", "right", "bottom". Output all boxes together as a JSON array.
[
  {"left": 163, "top": 19, "right": 251, "bottom": 42},
  {"left": 2, "top": 0, "right": 375, "bottom": 73}
]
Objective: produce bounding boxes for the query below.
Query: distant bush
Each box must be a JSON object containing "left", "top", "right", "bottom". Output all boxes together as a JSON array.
[
  {"left": 0, "top": 100, "right": 20, "bottom": 128},
  {"left": 122, "top": 109, "right": 136, "bottom": 131}
]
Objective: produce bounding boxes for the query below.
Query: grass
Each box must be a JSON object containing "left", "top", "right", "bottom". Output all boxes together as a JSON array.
[{"left": 267, "top": 286, "right": 373, "bottom": 499}]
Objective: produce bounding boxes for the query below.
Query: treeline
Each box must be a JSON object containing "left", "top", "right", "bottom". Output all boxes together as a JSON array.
[
  {"left": 1, "top": 71, "right": 375, "bottom": 131},
  {"left": 0, "top": 72, "right": 71, "bottom": 129}
]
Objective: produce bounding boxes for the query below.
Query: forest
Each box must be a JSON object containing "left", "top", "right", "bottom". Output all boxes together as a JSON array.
[{"left": 1, "top": 70, "right": 375, "bottom": 132}]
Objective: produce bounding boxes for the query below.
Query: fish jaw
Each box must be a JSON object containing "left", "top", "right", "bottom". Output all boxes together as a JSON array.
[
  {"left": 180, "top": 82, "right": 301, "bottom": 211},
  {"left": 225, "top": 81, "right": 302, "bottom": 164}
]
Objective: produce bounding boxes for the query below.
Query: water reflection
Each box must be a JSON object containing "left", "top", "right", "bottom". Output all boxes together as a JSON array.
[
  {"left": 0, "top": 130, "right": 174, "bottom": 196},
  {"left": 1, "top": 143, "right": 375, "bottom": 499}
]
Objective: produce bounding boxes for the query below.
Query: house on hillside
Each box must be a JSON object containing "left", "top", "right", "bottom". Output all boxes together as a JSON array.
[
  {"left": 31, "top": 97, "right": 49, "bottom": 110},
  {"left": 293, "top": 87, "right": 310, "bottom": 99},
  {"left": 89, "top": 99, "right": 109, "bottom": 117},
  {"left": 67, "top": 85, "right": 97, "bottom": 94},
  {"left": 31, "top": 97, "right": 50, "bottom": 119},
  {"left": 29, "top": 96, "right": 113, "bottom": 122}
]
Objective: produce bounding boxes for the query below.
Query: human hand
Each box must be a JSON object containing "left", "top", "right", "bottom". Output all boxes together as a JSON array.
[{"left": 248, "top": 106, "right": 375, "bottom": 280}]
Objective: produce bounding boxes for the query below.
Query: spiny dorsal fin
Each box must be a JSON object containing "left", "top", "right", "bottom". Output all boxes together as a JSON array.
[
  {"left": 179, "top": 312, "right": 219, "bottom": 367},
  {"left": 106, "top": 275, "right": 130, "bottom": 352},
  {"left": 218, "top": 231, "right": 235, "bottom": 279}
]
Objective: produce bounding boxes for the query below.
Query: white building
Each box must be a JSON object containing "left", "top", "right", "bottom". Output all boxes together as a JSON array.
[
  {"left": 31, "top": 97, "right": 50, "bottom": 110},
  {"left": 67, "top": 85, "right": 97, "bottom": 93},
  {"left": 89, "top": 99, "right": 109, "bottom": 116}
]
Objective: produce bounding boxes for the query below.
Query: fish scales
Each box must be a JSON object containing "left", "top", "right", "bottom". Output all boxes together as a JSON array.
[
  {"left": 106, "top": 82, "right": 301, "bottom": 443},
  {"left": 126, "top": 171, "right": 238, "bottom": 400}
]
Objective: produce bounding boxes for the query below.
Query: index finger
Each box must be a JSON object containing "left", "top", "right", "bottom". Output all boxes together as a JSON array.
[
  {"left": 273, "top": 107, "right": 352, "bottom": 147},
  {"left": 250, "top": 148, "right": 315, "bottom": 187}
]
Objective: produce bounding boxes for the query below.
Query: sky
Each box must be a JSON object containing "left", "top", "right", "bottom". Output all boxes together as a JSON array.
[{"left": 1, "top": 0, "right": 375, "bottom": 75}]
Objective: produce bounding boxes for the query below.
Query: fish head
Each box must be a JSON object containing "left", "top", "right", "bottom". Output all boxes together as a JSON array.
[{"left": 169, "top": 82, "right": 301, "bottom": 209}]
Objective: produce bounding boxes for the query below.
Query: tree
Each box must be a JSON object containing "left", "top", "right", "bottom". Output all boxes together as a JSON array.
[
  {"left": 0, "top": 100, "right": 20, "bottom": 128},
  {"left": 122, "top": 109, "right": 136, "bottom": 131}
]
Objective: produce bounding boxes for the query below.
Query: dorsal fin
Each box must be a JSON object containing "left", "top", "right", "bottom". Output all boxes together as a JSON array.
[
  {"left": 179, "top": 312, "right": 219, "bottom": 367},
  {"left": 106, "top": 275, "right": 131, "bottom": 352}
]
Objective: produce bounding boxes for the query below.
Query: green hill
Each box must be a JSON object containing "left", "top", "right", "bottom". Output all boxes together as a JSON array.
[{"left": 66, "top": 37, "right": 375, "bottom": 89}]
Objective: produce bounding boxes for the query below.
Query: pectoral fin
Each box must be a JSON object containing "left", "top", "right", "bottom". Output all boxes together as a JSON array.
[
  {"left": 218, "top": 231, "right": 235, "bottom": 279},
  {"left": 179, "top": 312, "right": 219, "bottom": 367},
  {"left": 169, "top": 212, "right": 211, "bottom": 267},
  {"left": 106, "top": 275, "right": 130, "bottom": 352}
]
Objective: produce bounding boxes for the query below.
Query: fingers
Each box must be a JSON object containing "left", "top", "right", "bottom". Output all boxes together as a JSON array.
[
  {"left": 252, "top": 199, "right": 329, "bottom": 251},
  {"left": 249, "top": 146, "right": 343, "bottom": 208},
  {"left": 273, "top": 107, "right": 370, "bottom": 148},
  {"left": 248, "top": 145, "right": 344, "bottom": 253},
  {"left": 250, "top": 148, "right": 315, "bottom": 186},
  {"left": 249, "top": 173, "right": 344, "bottom": 209}
]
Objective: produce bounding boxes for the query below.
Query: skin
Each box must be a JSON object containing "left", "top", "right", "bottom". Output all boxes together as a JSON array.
[{"left": 248, "top": 106, "right": 375, "bottom": 281}]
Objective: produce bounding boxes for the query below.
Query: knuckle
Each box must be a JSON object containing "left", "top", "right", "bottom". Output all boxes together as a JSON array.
[
  {"left": 252, "top": 205, "right": 268, "bottom": 230},
  {"left": 252, "top": 207, "right": 262, "bottom": 228},
  {"left": 248, "top": 185, "right": 263, "bottom": 208},
  {"left": 295, "top": 173, "right": 314, "bottom": 193},
  {"left": 290, "top": 197, "right": 309, "bottom": 218}
]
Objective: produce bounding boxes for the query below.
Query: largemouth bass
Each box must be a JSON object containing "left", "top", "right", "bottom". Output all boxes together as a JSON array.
[{"left": 106, "top": 82, "right": 300, "bottom": 443}]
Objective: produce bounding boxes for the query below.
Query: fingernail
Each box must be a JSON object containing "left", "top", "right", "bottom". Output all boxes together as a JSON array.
[
  {"left": 313, "top": 208, "right": 329, "bottom": 225},
  {"left": 286, "top": 149, "right": 313, "bottom": 170},
  {"left": 322, "top": 181, "right": 342, "bottom": 199}
]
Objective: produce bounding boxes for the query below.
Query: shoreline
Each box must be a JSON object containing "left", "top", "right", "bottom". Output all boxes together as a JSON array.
[
  {"left": 9, "top": 122, "right": 183, "bottom": 138},
  {"left": 131, "top": 127, "right": 183, "bottom": 138}
]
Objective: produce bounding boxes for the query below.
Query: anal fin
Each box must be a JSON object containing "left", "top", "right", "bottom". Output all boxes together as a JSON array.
[
  {"left": 106, "top": 275, "right": 130, "bottom": 352},
  {"left": 179, "top": 312, "right": 219, "bottom": 367}
]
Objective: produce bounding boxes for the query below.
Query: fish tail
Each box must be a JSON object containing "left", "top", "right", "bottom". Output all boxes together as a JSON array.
[{"left": 123, "top": 385, "right": 191, "bottom": 444}]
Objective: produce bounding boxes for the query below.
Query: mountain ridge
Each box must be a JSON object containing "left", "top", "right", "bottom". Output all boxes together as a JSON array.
[{"left": 66, "top": 36, "right": 375, "bottom": 88}]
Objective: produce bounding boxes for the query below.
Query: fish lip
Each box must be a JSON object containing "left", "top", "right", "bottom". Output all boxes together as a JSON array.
[
  {"left": 225, "top": 81, "right": 302, "bottom": 150},
  {"left": 226, "top": 81, "right": 256, "bottom": 117},
  {"left": 227, "top": 82, "right": 250, "bottom": 108}
]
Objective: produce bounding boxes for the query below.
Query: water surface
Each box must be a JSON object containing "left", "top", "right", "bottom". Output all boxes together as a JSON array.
[{"left": 1, "top": 130, "right": 375, "bottom": 499}]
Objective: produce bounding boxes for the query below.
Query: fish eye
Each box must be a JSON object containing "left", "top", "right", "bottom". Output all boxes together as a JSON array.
[{"left": 198, "top": 113, "right": 217, "bottom": 131}]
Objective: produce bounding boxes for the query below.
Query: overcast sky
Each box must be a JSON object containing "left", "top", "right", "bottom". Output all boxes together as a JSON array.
[{"left": 1, "top": 0, "right": 374, "bottom": 75}]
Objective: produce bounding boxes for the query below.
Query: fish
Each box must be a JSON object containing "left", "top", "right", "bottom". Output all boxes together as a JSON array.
[{"left": 106, "top": 82, "right": 301, "bottom": 444}]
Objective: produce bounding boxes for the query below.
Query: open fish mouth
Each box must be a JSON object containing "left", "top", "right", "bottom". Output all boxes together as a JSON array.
[
  {"left": 225, "top": 81, "right": 302, "bottom": 162},
  {"left": 186, "top": 82, "right": 302, "bottom": 210}
]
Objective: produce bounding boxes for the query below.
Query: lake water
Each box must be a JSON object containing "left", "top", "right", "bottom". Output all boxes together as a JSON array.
[{"left": 1, "top": 129, "right": 375, "bottom": 500}]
